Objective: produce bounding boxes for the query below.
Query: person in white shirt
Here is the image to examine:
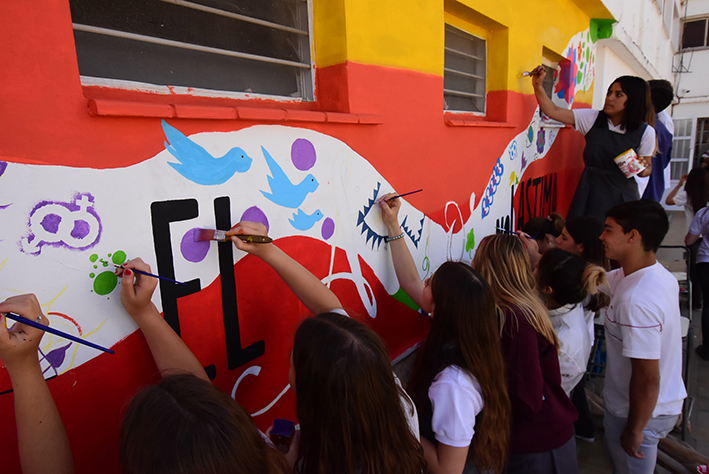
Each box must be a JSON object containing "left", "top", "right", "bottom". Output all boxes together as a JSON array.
[
  {"left": 529, "top": 66, "right": 655, "bottom": 221},
  {"left": 535, "top": 249, "right": 607, "bottom": 396},
  {"left": 600, "top": 200, "right": 687, "bottom": 473}
]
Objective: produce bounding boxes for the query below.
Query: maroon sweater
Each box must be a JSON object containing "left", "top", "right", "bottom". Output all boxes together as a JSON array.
[{"left": 501, "top": 307, "right": 577, "bottom": 454}]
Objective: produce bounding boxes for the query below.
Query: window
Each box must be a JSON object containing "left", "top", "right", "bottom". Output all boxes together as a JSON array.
[
  {"left": 682, "top": 18, "right": 708, "bottom": 49},
  {"left": 69, "top": 0, "right": 313, "bottom": 100},
  {"left": 694, "top": 118, "right": 709, "bottom": 166},
  {"left": 670, "top": 118, "right": 692, "bottom": 180},
  {"left": 444, "top": 24, "right": 486, "bottom": 113}
]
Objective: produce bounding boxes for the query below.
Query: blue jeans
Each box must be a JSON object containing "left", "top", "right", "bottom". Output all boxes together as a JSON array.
[{"left": 603, "top": 409, "right": 678, "bottom": 474}]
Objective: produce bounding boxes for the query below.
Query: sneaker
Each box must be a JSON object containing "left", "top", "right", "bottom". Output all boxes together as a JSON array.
[
  {"left": 696, "top": 345, "right": 709, "bottom": 361},
  {"left": 575, "top": 433, "right": 596, "bottom": 443}
]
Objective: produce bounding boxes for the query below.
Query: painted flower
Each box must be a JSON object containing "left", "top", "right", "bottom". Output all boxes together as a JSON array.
[{"left": 537, "top": 129, "right": 546, "bottom": 154}]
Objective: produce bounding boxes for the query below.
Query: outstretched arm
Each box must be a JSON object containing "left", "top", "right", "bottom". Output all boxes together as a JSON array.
[
  {"left": 379, "top": 193, "right": 425, "bottom": 308},
  {"left": 0, "top": 295, "right": 74, "bottom": 474},
  {"left": 228, "top": 222, "right": 342, "bottom": 315},
  {"left": 530, "top": 65, "right": 576, "bottom": 126},
  {"left": 118, "top": 259, "right": 209, "bottom": 381}
]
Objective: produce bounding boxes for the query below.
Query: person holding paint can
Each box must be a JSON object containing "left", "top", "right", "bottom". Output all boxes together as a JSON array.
[
  {"left": 379, "top": 194, "right": 511, "bottom": 474},
  {"left": 228, "top": 221, "right": 427, "bottom": 474},
  {"left": 529, "top": 66, "right": 656, "bottom": 221}
]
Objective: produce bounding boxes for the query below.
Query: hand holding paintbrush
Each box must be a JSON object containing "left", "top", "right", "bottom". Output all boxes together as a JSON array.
[{"left": 227, "top": 221, "right": 274, "bottom": 257}]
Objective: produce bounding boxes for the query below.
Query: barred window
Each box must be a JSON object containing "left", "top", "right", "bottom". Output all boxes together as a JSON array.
[
  {"left": 69, "top": 0, "right": 313, "bottom": 100},
  {"left": 443, "top": 24, "right": 486, "bottom": 113}
]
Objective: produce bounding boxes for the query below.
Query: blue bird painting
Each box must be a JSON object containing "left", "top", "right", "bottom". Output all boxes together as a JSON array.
[
  {"left": 162, "top": 120, "right": 253, "bottom": 185},
  {"left": 260, "top": 146, "right": 319, "bottom": 208},
  {"left": 289, "top": 209, "right": 324, "bottom": 231}
]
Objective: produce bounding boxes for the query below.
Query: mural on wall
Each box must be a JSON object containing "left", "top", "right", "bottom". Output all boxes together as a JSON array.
[{"left": 0, "top": 28, "right": 597, "bottom": 458}]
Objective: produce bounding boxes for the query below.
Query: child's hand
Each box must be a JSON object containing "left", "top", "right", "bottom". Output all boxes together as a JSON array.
[
  {"left": 0, "top": 294, "right": 48, "bottom": 372},
  {"left": 227, "top": 221, "right": 273, "bottom": 257},
  {"left": 378, "top": 193, "right": 402, "bottom": 233},
  {"left": 530, "top": 65, "right": 546, "bottom": 89},
  {"left": 118, "top": 258, "right": 159, "bottom": 323}
]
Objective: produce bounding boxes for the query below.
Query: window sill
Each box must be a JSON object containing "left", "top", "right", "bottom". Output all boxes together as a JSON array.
[
  {"left": 444, "top": 116, "right": 515, "bottom": 128},
  {"left": 86, "top": 99, "right": 383, "bottom": 125}
]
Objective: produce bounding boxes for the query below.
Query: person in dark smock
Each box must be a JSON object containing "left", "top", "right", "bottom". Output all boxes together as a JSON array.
[{"left": 529, "top": 66, "right": 656, "bottom": 220}]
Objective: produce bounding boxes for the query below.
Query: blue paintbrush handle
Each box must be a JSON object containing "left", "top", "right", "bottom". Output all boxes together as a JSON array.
[
  {"left": 114, "top": 265, "right": 186, "bottom": 286},
  {"left": 3, "top": 312, "right": 114, "bottom": 354}
]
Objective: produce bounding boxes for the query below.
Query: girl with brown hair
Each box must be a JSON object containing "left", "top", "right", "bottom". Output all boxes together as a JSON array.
[
  {"left": 117, "top": 258, "right": 290, "bottom": 474},
  {"left": 473, "top": 234, "right": 578, "bottom": 474},
  {"left": 379, "top": 193, "right": 511, "bottom": 474},
  {"left": 228, "top": 221, "right": 426, "bottom": 474}
]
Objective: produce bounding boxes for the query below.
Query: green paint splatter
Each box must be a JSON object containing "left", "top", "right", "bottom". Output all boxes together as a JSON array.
[
  {"left": 99, "top": 258, "right": 109, "bottom": 267},
  {"left": 93, "top": 271, "right": 118, "bottom": 296},
  {"left": 465, "top": 228, "right": 476, "bottom": 252},
  {"left": 577, "top": 70, "right": 583, "bottom": 83},
  {"left": 93, "top": 265, "right": 97, "bottom": 269},
  {"left": 112, "top": 250, "right": 127, "bottom": 265},
  {"left": 392, "top": 287, "right": 420, "bottom": 312},
  {"left": 89, "top": 254, "right": 98, "bottom": 263},
  {"left": 89, "top": 273, "right": 95, "bottom": 278}
]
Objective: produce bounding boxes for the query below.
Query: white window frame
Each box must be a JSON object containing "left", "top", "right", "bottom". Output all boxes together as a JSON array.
[
  {"left": 681, "top": 17, "right": 709, "bottom": 50},
  {"left": 71, "top": 0, "right": 316, "bottom": 102},
  {"left": 443, "top": 24, "right": 487, "bottom": 115}
]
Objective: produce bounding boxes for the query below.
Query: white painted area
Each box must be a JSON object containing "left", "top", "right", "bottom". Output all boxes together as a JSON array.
[
  {"left": 686, "top": 0, "right": 709, "bottom": 17},
  {"left": 592, "top": 46, "right": 642, "bottom": 109}
]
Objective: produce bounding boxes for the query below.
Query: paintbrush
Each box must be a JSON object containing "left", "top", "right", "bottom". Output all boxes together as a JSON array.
[
  {"left": 496, "top": 227, "right": 536, "bottom": 239},
  {"left": 385, "top": 189, "right": 424, "bottom": 201},
  {"left": 193, "top": 229, "right": 273, "bottom": 244},
  {"left": 3, "top": 312, "right": 115, "bottom": 354},
  {"left": 114, "top": 265, "right": 187, "bottom": 286}
]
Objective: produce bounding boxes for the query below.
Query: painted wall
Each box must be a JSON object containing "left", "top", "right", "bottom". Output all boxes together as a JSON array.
[{"left": 0, "top": 0, "right": 607, "bottom": 471}]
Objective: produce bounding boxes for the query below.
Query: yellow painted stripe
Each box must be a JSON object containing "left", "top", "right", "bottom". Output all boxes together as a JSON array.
[{"left": 313, "top": 0, "right": 613, "bottom": 94}]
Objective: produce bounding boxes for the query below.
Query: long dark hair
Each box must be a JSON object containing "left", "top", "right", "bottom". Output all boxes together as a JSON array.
[
  {"left": 292, "top": 313, "right": 426, "bottom": 474},
  {"left": 537, "top": 249, "right": 607, "bottom": 307},
  {"left": 685, "top": 167, "right": 709, "bottom": 214},
  {"left": 121, "top": 373, "right": 289, "bottom": 474},
  {"left": 409, "top": 262, "right": 510, "bottom": 474},
  {"left": 611, "top": 76, "right": 654, "bottom": 131},
  {"left": 565, "top": 216, "right": 609, "bottom": 270}
]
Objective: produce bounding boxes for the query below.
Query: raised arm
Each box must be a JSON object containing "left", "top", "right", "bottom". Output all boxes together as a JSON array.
[
  {"left": 530, "top": 65, "right": 576, "bottom": 126},
  {"left": 228, "top": 221, "right": 342, "bottom": 315},
  {"left": 665, "top": 175, "right": 687, "bottom": 205},
  {"left": 379, "top": 193, "right": 425, "bottom": 308},
  {"left": 118, "top": 259, "right": 209, "bottom": 381},
  {"left": 0, "top": 295, "right": 74, "bottom": 474}
]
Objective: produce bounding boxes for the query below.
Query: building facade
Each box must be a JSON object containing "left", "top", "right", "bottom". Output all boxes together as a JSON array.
[{"left": 0, "top": 0, "right": 674, "bottom": 471}]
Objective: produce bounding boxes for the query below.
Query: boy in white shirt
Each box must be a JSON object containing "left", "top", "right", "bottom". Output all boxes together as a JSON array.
[{"left": 600, "top": 200, "right": 686, "bottom": 474}]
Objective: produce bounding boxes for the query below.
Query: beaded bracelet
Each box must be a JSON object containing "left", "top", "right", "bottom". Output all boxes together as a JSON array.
[{"left": 385, "top": 232, "right": 405, "bottom": 243}]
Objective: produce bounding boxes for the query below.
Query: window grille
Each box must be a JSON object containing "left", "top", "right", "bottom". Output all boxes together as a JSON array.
[
  {"left": 69, "top": 0, "right": 313, "bottom": 100},
  {"left": 443, "top": 24, "right": 486, "bottom": 113}
]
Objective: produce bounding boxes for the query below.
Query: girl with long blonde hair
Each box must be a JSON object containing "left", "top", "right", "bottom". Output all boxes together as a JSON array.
[{"left": 473, "top": 234, "right": 578, "bottom": 474}]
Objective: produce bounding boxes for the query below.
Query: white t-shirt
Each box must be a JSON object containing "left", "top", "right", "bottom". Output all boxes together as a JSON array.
[
  {"left": 428, "top": 365, "right": 484, "bottom": 448},
  {"left": 548, "top": 304, "right": 592, "bottom": 396},
  {"left": 572, "top": 109, "right": 656, "bottom": 157},
  {"left": 672, "top": 188, "right": 696, "bottom": 232},
  {"left": 689, "top": 207, "right": 709, "bottom": 264},
  {"left": 603, "top": 263, "right": 687, "bottom": 419}
]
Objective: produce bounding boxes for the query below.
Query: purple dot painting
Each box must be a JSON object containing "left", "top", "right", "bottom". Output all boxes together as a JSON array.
[
  {"left": 71, "top": 220, "right": 91, "bottom": 239},
  {"left": 240, "top": 206, "right": 269, "bottom": 232},
  {"left": 321, "top": 217, "right": 335, "bottom": 240},
  {"left": 291, "top": 139, "right": 316, "bottom": 171},
  {"left": 181, "top": 228, "right": 210, "bottom": 263},
  {"left": 40, "top": 214, "right": 61, "bottom": 233},
  {"left": 0, "top": 161, "right": 7, "bottom": 178}
]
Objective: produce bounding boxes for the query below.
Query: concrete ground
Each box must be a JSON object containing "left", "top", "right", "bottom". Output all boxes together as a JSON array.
[{"left": 578, "top": 210, "right": 709, "bottom": 473}]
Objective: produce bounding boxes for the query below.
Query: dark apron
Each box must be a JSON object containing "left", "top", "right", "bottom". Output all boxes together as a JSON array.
[{"left": 567, "top": 112, "right": 648, "bottom": 221}]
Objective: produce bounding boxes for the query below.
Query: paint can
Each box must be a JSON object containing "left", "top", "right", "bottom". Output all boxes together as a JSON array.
[{"left": 613, "top": 148, "right": 645, "bottom": 178}]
